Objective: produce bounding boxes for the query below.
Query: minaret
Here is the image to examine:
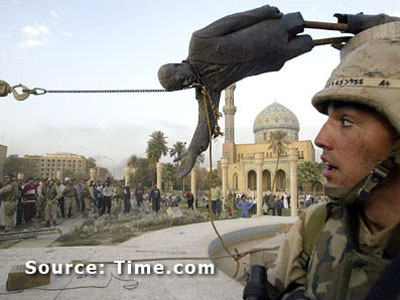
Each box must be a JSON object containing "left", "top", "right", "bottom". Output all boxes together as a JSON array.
[
  {"left": 223, "top": 83, "right": 237, "bottom": 144},
  {"left": 222, "top": 83, "right": 237, "bottom": 163}
]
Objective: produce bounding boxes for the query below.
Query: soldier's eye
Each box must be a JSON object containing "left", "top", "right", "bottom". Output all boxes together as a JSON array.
[{"left": 341, "top": 117, "right": 353, "bottom": 127}]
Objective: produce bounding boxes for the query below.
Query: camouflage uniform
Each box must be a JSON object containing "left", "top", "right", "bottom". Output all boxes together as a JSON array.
[
  {"left": 112, "top": 185, "right": 125, "bottom": 215},
  {"left": 44, "top": 183, "right": 58, "bottom": 224},
  {"left": 36, "top": 182, "right": 47, "bottom": 219},
  {"left": 62, "top": 184, "right": 78, "bottom": 217},
  {"left": 272, "top": 202, "right": 400, "bottom": 300},
  {"left": 81, "top": 184, "right": 94, "bottom": 218},
  {"left": 0, "top": 180, "right": 18, "bottom": 231},
  {"left": 271, "top": 29, "right": 400, "bottom": 300}
]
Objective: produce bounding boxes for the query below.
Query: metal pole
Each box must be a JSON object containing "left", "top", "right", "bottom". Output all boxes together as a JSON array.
[
  {"left": 313, "top": 36, "right": 352, "bottom": 46},
  {"left": 305, "top": 20, "right": 348, "bottom": 32}
]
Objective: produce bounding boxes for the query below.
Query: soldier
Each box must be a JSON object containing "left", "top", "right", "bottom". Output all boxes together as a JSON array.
[
  {"left": 271, "top": 37, "right": 400, "bottom": 299},
  {"left": 135, "top": 182, "right": 144, "bottom": 208},
  {"left": 81, "top": 179, "right": 94, "bottom": 218},
  {"left": 57, "top": 178, "right": 66, "bottom": 218},
  {"left": 210, "top": 182, "right": 221, "bottom": 217},
  {"left": 75, "top": 178, "right": 85, "bottom": 213},
  {"left": 149, "top": 183, "right": 161, "bottom": 213},
  {"left": 112, "top": 181, "right": 125, "bottom": 215},
  {"left": 36, "top": 178, "right": 47, "bottom": 220},
  {"left": 44, "top": 178, "right": 58, "bottom": 227},
  {"left": 61, "top": 178, "right": 78, "bottom": 218},
  {"left": 0, "top": 174, "right": 18, "bottom": 231}
]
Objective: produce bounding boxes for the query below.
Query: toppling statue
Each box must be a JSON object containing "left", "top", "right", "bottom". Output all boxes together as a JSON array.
[
  {"left": 158, "top": 5, "right": 313, "bottom": 177},
  {"left": 158, "top": 5, "right": 399, "bottom": 178}
]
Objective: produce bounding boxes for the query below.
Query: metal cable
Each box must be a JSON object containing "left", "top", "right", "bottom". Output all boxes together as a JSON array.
[{"left": 45, "top": 89, "right": 171, "bottom": 94}]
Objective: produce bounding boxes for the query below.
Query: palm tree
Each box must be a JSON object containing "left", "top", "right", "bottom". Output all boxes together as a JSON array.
[
  {"left": 146, "top": 131, "right": 168, "bottom": 163},
  {"left": 297, "top": 161, "right": 325, "bottom": 193},
  {"left": 127, "top": 155, "right": 138, "bottom": 168},
  {"left": 169, "top": 141, "right": 187, "bottom": 165},
  {"left": 195, "top": 153, "right": 205, "bottom": 167},
  {"left": 162, "top": 163, "right": 177, "bottom": 191},
  {"left": 268, "top": 130, "right": 291, "bottom": 192}
]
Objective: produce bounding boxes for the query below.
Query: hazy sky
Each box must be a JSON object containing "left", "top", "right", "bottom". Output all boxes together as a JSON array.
[{"left": 1, "top": 0, "right": 400, "bottom": 177}]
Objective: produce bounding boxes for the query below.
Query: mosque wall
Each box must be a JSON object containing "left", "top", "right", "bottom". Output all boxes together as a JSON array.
[{"left": 221, "top": 97, "right": 321, "bottom": 196}]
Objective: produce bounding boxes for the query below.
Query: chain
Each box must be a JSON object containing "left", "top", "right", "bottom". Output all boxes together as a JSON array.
[
  {"left": 45, "top": 88, "right": 171, "bottom": 94},
  {"left": 0, "top": 80, "right": 192, "bottom": 101}
]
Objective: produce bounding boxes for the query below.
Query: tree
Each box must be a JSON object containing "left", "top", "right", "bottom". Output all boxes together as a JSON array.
[
  {"left": 169, "top": 141, "right": 190, "bottom": 191},
  {"left": 195, "top": 153, "right": 205, "bottom": 167},
  {"left": 169, "top": 141, "right": 187, "bottom": 165},
  {"left": 127, "top": 155, "right": 139, "bottom": 168},
  {"left": 146, "top": 131, "right": 168, "bottom": 163},
  {"left": 268, "top": 130, "right": 291, "bottom": 192},
  {"left": 297, "top": 161, "right": 325, "bottom": 193},
  {"left": 130, "top": 158, "right": 152, "bottom": 187},
  {"left": 162, "top": 163, "right": 177, "bottom": 191},
  {"left": 3, "top": 155, "right": 37, "bottom": 179}
]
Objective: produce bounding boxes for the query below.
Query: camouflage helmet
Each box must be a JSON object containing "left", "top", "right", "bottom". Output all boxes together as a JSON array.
[{"left": 312, "top": 27, "right": 400, "bottom": 133}]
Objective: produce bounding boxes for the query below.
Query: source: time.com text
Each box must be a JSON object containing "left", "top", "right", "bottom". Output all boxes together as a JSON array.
[{"left": 25, "top": 260, "right": 216, "bottom": 276}]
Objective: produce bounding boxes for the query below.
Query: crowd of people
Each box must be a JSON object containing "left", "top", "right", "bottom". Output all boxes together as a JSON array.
[
  {"left": 222, "top": 190, "right": 326, "bottom": 218},
  {"left": 0, "top": 174, "right": 203, "bottom": 232},
  {"left": 0, "top": 172, "right": 326, "bottom": 231}
]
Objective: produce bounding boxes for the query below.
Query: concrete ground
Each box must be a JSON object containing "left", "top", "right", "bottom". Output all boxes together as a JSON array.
[{"left": 0, "top": 215, "right": 296, "bottom": 300}]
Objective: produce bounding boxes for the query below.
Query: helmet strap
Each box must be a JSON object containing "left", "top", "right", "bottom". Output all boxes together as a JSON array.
[
  {"left": 357, "top": 140, "right": 400, "bottom": 201},
  {"left": 325, "top": 140, "right": 400, "bottom": 204}
]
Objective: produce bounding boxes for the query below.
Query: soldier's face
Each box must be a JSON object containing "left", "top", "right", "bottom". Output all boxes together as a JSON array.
[
  {"left": 315, "top": 102, "right": 396, "bottom": 188},
  {"left": 4, "top": 177, "right": 10, "bottom": 184}
]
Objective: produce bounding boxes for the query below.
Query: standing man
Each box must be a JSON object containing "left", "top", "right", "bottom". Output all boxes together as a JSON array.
[
  {"left": 150, "top": 183, "right": 161, "bottom": 213},
  {"left": 36, "top": 178, "right": 47, "bottom": 220},
  {"left": 57, "top": 178, "right": 66, "bottom": 218},
  {"left": 22, "top": 177, "right": 37, "bottom": 224},
  {"left": 44, "top": 178, "right": 58, "bottom": 227},
  {"left": 210, "top": 182, "right": 221, "bottom": 218},
  {"left": 113, "top": 181, "right": 125, "bottom": 215},
  {"left": 62, "top": 178, "right": 78, "bottom": 218},
  {"left": 75, "top": 179, "right": 85, "bottom": 213},
  {"left": 237, "top": 194, "right": 254, "bottom": 218},
  {"left": 81, "top": 179, "right": 94, "bottom": 218},
  {"left": 124, "top": 183, "right": 131, "bottom": 214},
  {"left": 267, "top": 194, "right": 276, "bottom": 216},
  {"left": 0, "top": 174, "right": 18, "bottom": 231},
  {"left": 135, "top": 183, "right": 144, "bottom": 208},
  {"left": 102, "top": 182, "right": 112, "bottom": 215},
  {"left": 226, "top": 191, "right": 235, "bottom": 216},
  {"left": 186, "top": 189, "right": 194, "bottom": 210},
  {"left": 15, "top": 180, "right": 24, "bottom": 226}
]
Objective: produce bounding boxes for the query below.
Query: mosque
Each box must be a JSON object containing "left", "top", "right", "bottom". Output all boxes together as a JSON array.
[{"left": 219, "top": 84, "right": 324, "bottom": 197}]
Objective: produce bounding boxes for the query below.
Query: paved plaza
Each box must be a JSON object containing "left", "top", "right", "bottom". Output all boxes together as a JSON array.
[{"left": 0, "top": 215, "right": 296, "bottom": 300}]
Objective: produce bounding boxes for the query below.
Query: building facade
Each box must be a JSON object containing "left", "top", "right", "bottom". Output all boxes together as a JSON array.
[
  {"left": 23, "top": 152, "right": 94, "bottom": 179},
  {"left": 124, "top": 165, "right": 136, "bottom": 185},
  {"left": 0, "top": 144, "right": 7, "bottom": 178},
  {"left": 220, "top": 84, "right": 323, "bottom": 197},
  {"left": 90, "top": 166, "right": 111, "bottom": 184}
]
